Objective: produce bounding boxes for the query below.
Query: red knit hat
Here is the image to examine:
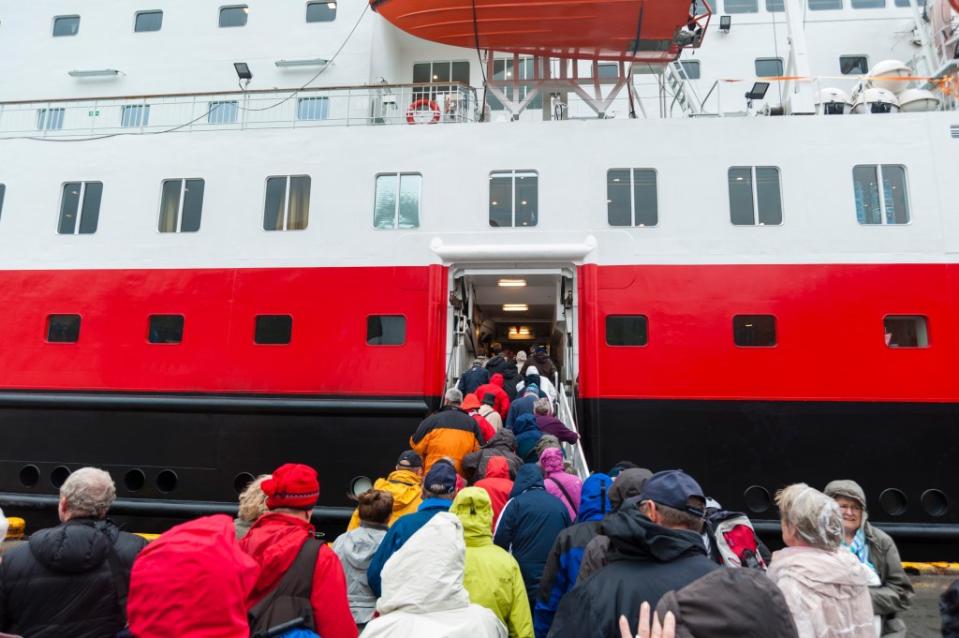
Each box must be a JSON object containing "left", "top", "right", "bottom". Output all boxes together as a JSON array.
[{"left": 262, "top": 463, "right": 320, "bottom": 510}]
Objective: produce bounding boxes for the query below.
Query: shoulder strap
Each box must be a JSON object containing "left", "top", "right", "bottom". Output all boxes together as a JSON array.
[
  {"left": 102, "top": 535, "right": 129, "bottom": 624},
  {"left": 281, "top": 536, "right": 323, "bottom": 597},
  {"left": 546, "top": 477, "right": 576, "bottom": 513},
  {"left": 249, "top": 536, "right": 323, "bottom": 636}
]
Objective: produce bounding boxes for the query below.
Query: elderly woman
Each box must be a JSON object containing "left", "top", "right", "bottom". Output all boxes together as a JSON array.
[
  {"left": 825, "top": 480, "right": 914, "bottom": 637},
  {"left": 234, "top": 474, "right": 271, "bottom": 539},
  {"left": 768, "top": 483, "right": 876, "bottom": 638}
]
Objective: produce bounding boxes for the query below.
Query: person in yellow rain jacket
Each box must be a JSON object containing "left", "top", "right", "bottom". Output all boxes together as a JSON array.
[
  {"left": 451, "top": 487, "right": 534, "bottom": 638},
  {"left": 347, "top": 451, "right": 424, "bottom": 531}
]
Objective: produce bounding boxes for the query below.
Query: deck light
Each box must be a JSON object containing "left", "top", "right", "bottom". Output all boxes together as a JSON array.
[
  {"left": 498, "top": 279, "right": 527, "bottom": 287},
  {"left": 275, "top": 58, "right": 330, "bottom": 68},
  {"left": 68, "top": 69, "right": 120, "bottom": 78},
  {"left": 745, "top": 82, "right": 770, "bottom": 101},
  {"left": 234, "top": 62, "right": 253, "bottom": 81},
  {"left": 719, "top": 15, "right": 731, "bottom": 32},
  {"left": 503, "top": 304, "right": 528, "bottom": 312}
]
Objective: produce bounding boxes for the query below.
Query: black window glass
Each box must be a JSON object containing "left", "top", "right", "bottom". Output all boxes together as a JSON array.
[
  {"left": 884, "top": 316, "right": 928, "bottom": 347},
  {"left": 59, "top": 183, "right": 81, "bottom": 234},
  {"left": 755, "top": 167, "right": 782, "bottom": 225},
  {"left": 606, "top": 315, "right": 648, "bottom": 346},
  {"left": 148, "top": 315, "right": 184, "bottom": 344},
  {"left": 489, "top": 173, "right": 512, "bottom": 227},
  {"left": 79, "top": 182, "right": 102, "bottom": 234},
  {"left": 255, "top": 315, "right": 292, "bottom": 344},
  {"left": 728, "top": 168, "right": 755, "bottom": 225},
  {"left": 58, "top": 182, "right": 101, "bottom": 235},
  {"left": 306, "top": 1, "right": 336, "bottom": 22},
  {"left": 219, "top": 5, "right": 248, "bottom": 27},
  {"left": 135, "top": 10, "right": 163, "bottom": 32},
  {"left": 733, "top": 315, "right": 776, "bottom": 346},
  {"left": 853, "top": 165, "right": 908, "bottom": 225},
  {"left": 47, "top": 315, "right": 81, "bottom": 343},
  {"left": 840, "top": 56, "right": 868, "bottom": 74},
  {"left": 607, "top": 169, "right": 631, "bottom": 226},
  {"left": 53, "top": 16, "right": 80, "bottom": 37},
  {"left": 181, "top": 179, "right": 205, "bottom": 232},
  {"left": 367, "top": 316, "right": 406, "bottom": 345}
]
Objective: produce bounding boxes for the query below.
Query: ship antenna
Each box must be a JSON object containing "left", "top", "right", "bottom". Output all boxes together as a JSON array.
[
  {"left": 627, "top": 2, "right": 646, "bottom": 118},
  {"left": 470, "top": 0, "right": 489, "bottom": 122}
]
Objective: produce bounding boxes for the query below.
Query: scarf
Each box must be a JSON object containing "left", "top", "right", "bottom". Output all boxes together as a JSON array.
[{"left": 846, "top": 527, "right": 877, "bottom": 574}]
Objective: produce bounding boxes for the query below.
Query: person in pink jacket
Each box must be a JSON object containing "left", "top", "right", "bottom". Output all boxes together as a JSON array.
[{"left": 539, "top": 448, "right": 582, "bottom": 521}]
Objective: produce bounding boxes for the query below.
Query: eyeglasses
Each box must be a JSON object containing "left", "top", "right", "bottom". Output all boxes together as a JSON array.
[{"left": 838, "top": 503, "right": 863, "bottom": 512}]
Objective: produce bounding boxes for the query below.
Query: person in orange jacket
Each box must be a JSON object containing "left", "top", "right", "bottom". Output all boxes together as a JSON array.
[{"left": 410, "top": 388, "right": 484, "bottom": 475}]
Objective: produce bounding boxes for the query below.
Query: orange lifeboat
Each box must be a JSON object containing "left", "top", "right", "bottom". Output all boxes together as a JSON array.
[{"left": 370, "top": 0, "right": 710, "bottom": 63}]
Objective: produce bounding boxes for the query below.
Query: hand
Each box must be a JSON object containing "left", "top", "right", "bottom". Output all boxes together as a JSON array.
[{"left": 619, "top": 601, "right": 676, "bottom": 638}]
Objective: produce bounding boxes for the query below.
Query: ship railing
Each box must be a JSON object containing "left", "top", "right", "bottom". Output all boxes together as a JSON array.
[
  {"left": 555, "top": 372, "right": 590, "bottom": 480},
  {"left": 0, "top": 82, "right": 478, "bottom": 139}
]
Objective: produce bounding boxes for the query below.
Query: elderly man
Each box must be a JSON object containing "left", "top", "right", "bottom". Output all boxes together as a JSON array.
[
  {"left": 0, "top": 467, "right": 147, "bottom": 638},
  {"left": 410, "top": 388, "right": 484, "bottom": 475}
]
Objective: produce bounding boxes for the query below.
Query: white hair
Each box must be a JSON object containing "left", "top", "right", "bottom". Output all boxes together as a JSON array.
[
  {"left": 776, "top": 483, "right": 843, "bottom": 550},
  {"left": 534, "top": 397, "right": 552, "bottom": 415},
  {"left": 60, "top": 467, "right": 117, "bottom": 519},
  {"left": 445, "top": 387, "right": 463, "bottom": 405}
]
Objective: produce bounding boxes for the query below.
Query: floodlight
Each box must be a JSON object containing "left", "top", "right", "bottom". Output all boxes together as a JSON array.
[
  {"left": 719, "top": 15, "right": 731, "bottom": 32},
  {"left": 68, "top": 69, "right": 120, "bottom": 77},
  {"left": 275, "top": 58, "right": 330, "bottom": 68},
  {"left": 234, "top": 62, "right": 253, "bottom": 81},
  {"left": 745, "top": 81, "right": 770, "bottom": 100}
]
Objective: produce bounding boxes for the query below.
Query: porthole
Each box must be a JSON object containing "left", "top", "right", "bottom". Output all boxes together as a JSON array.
[
  {"left": 19, "top": 464, "right": 40, "bottom": 487},
  {"left": 921, "top": 489, "right": 948, "bottom": 517},
  {"left": 234, "top": 472, "right": 255, "bottom": 494},
  {"left": 743, "top": 485, "right": 771, "bottom": 513},
  {"left": 124, "top": 468, "right": 146, "bottom": 492},
  {"left": 156, "top": 469, "right": 178, "bottom": 493},
  {"left": 879, "top": 488, "right": 908, "bottom": 516},
  {"left": 350, "top": 475, "right": 373, "bottom": 498},
  {"left": 50, "top": 465, "right": 71, "bottom": 488}
]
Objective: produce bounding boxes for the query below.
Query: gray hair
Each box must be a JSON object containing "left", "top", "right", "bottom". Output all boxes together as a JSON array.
[
  {"left": 776, "top": 483, "right": 843, "bottom": 550},
  {"left": 445, "top": 387, "right": 463, "bottom": 405},
  {"left": 534, "top": 397, "right": 552, "bottom": 415},
  {"left": 534, "top": 434, "right": 561, "bottom": 460},
  {"left": 60, "top": 467, "right": 116, "bottom": 519}
]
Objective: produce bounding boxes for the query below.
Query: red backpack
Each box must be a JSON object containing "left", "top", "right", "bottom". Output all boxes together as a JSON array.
[{"left": 705, "top": 510, "right": 770, "bottom": 570}]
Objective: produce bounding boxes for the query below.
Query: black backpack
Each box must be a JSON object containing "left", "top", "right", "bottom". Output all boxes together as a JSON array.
[{"left": 248, "top": 537, "right": 323, "bottom": 638}]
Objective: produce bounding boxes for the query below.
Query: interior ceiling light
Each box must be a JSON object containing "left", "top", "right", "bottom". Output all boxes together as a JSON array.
[
  {"left": 503, "top": 304, "right": 528, "bottom": 312},
  {"left": 498, "top": 279, "right": 527, "bottom": 287}
]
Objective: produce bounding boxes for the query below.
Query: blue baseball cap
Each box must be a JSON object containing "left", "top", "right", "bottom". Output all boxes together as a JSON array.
[
  {"left": 423, "top": 460, "right": 457, "bottom": 495},
  {"left": 639, "top": 470, "right": 706, "bottom": 517}
]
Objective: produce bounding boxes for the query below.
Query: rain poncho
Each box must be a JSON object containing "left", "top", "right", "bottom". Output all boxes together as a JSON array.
[
  {"left": 361, "top": 513, "right": 507, "bottom": 638},
  {"left": 332, "top": 523, "right": 387, "bottom": 624},
  {"left": 451, "top": 488, "right": 534, "bottom": 638}
]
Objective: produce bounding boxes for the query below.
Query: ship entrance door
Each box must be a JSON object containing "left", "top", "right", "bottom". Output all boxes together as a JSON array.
[{"left": 446, "top": 268, "right": 577, "bottom": 392}]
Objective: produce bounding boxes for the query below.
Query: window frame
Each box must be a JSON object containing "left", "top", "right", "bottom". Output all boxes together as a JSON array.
[
  {"left": 134, "top": 10, "right": 163, "bottom": 32},
  {"left": 373, "top": 172, "right": 422, "bottom": 230},
  {"left": 207, "top": 100, "right": 239, "bottom": 125},
  {"left": 489, "top": 170, "right": 539, "bottom": 228},
  {"left": 157, "top": 178, "right": 205, "bottom": 233},
  {"left": 366, "top": 314, "right": 408, "bottom": 346},
  {"left": 728, "top": 166, "right": 783, "bottom": 226},
  {"left": 725, "top": 0, "right": 760, "bottom": 12},
  {"left": 147, "top": 314, "right": 185, "bottom": 345},
  {"left": 120, "top": 104, "right": 150, "bottom": 128},
  {"left": 679, "top": 60, "right": 701, "bottom": 80},
  {"left": 296, "top": 96, "right": 330, "bottom": 121},
  {"left": 306, "top": 0, "right": 337, "bottom": 22},
  {"left": 487, "top": 58, "right": 540, "bottom": 110},
  {"left": 254, "top": 314, "right": 293, "bottom": 345},
  {"left": 53, "top": 15, "right": 80, "bottom": 37},
  {"left": 883, "top": 314, "right": 929, "bottom": 348},
  {"left": 852, "top": 164, "right": 910, "bottom": 226},
  {"left": 732, "top": 314, "right": 778, "bottom": 348},
  {"left": 839, "top": 55, "right": 869, "bottom": 75},
  {"left": 57, "top": 181, "right": 103, "bottom": 235},
  {"left": 46, "top": 314, "right": 82, "bottom": 344},
  {"left": 263, "top": 175, "right": 312, "bottom": 231},
  {"left": 605, "top": 315, "right": 650, "bottom": 347},
  {"left": 754, "top": 57, "right": 784, "bottom": 78},
  {"left": 218, "top": 5, "right": 249, "bottom": 28},
  {"left": 37, "top": 108, "right": 65, "bottom": 131},
  {"left": 607, "top": 168, "right": 659, "bottom": 228}
]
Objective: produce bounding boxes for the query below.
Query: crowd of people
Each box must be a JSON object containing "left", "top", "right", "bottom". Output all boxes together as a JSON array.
[{"left": 0, "top": 345, "right": 954, "bottom": 637}]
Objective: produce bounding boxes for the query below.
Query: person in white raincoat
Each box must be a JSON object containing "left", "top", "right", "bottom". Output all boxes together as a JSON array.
[{"left": 361, "top": 512, "right": 507, "bottom": 638}]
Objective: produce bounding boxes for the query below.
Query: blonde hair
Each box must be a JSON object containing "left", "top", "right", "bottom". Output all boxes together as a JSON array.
[
  {"left": 775, "top": 483, "right": 843, "bottom": 550},
  {"left": 237, "top": 474, "right": 271, "bottom": 522}
]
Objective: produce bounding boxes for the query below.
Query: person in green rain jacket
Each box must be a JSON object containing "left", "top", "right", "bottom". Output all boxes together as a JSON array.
[{"left": 451, "top": 487, "right": 534, "bottom": 638}]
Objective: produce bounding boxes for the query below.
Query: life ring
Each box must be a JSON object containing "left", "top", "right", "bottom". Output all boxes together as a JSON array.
[{"left": 406, "top": 98, "right": 441, "bottom": 124}]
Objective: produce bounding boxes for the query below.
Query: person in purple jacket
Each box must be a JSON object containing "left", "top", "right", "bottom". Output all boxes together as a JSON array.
[
  {"left": 539, "top": 448, "right": 582, "bottom": 521},
  {"left": 533, "top": 398, "right": 579, "bottom": 445}
]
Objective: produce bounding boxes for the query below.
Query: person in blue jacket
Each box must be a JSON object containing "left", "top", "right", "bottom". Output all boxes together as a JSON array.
[
  {"left": 366, "top": 460, "right": 457, "bottom": 597},
  {"left": 533, "top": 472, "right": 612, "bottom": 638},
  {"left": 494, "top": 463, "right": 571, "bottom": 609},
  {"left": 511, "top": 413, "right": 543, "bottom": 463}
]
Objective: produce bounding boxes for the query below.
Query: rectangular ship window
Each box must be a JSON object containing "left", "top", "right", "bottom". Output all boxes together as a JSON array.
[
  {"left": 840, "top": 55, "right": 869, "bottom": 74},
  {"left": 733, "top": 315, "right": 776, "bottom": 346},
  {"left": 255, "top": 315, "right": 293, "bottom": 344},
  {"left": 606, "top": 315, "right": 649, "bottom": 346},
  {"left": 208, "top": 101, "right": 238, "bottom": 124},
  {"left": 297, "top": 97, "right": 330, "bottom": 121},
  {"left": 487, "top": 58, "right": 542, "bottom": 110},
  {"left": 766, "top": 0, "right": 785, "bottom": 12},
  {"left": 729, "top": 167, "right": 782, "bottom": 225},
  {"left": 37, "top": 108, "right": 65, "bottom": 131},
  {"left": 306, "top": 1, "right": 337, "bottom": 22},
  {"left": 884, "top": 316, "right": 928, "bottom": 347},
  {"left": 374, "top": 173, "right": 421, "bottom": 229},
  {"left": 489, "top": 170, "right": 538, "bottom": 227},
  {"left": 367, "top": 316, "right": 406, "bottom": 345},
  {"left": 53, "top": 15, "right": 80, "bottom": 37},
  {"left": 853, "top": 165, "right": 909, "bottom": 224},
  {"left": 894, "top": 0, "right": 925, "bottom": 6},
  {"left": 121, "top": 104, "right": 150, "bottom": 128},
  {"left": 809, "top": 0, "right": 842, "bottom": 9},
  {"left": 608, "top": 169, "right": 658, "bottom": 227},
  {"left": 851, "top": 0, "right": 884, "bottom": 7},
  {"left": 219, "top": 5, "right": 249, "bottom": 27},
  {"left": 58, "top": 182, "right": 102, "bottom": 235},
  {"left": 264, "top": 176, "right": 311, "bottom": 231},
  {"left": 679, "top": 60, "right": 701, "bottom": 80},
  {"left": 755, "top": 58, "right": 784, "bottom": 77},
  {"left": 47, "top": 314, "right": 81, "bottom": 343},
  {"left": 148, "top": 315, "right": 184, "bottom": 344},
  {"left": 725, "top": 0, "right": 759, "bottom": 12},
  {"left": 159, "top": 179, "right": 205, "bottom": 233},
  {"left": 135, "top": 10, "right": 163, "bottom": 32}
]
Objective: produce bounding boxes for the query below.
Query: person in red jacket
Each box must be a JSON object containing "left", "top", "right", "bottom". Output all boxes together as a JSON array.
[
  {"left": 462, "top": 393, "right": 496, "bottom": 442},
  {"left": 474, "top": 372, "right": 511, "bottom": 421},
  {"left": 240, "top": 463, "right": 358, "bottom": 638},
  {"left": 474, "top": 456, "right": 514, "bottom": 530}
]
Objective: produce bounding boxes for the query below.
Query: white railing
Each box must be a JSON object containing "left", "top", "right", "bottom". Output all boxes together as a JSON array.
[
  {"left": 0, "top": 82, "right": 478, "bottom": 139},
  {"left": 555, "top": 372, "right": 590, "bottom": 479}
]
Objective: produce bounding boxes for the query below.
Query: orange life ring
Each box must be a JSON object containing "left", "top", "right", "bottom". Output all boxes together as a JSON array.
[{"left": 406, "top": 98, "right": 441, "bottom": 124}]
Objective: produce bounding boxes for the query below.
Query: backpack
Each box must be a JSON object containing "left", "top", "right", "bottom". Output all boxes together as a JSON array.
[
  {"left": 704, "top": 510, "right": 769, "bottom": 570},
  {"left": 248, "top": 537, "right": 323, "bottom": 638}
]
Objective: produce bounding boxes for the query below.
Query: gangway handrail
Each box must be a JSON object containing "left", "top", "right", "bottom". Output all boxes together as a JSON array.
[{"left": 555, "top": 372, "right": 590, "bottom": 479}]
